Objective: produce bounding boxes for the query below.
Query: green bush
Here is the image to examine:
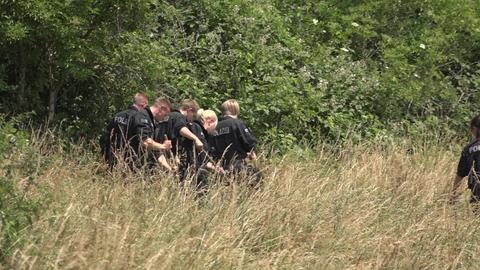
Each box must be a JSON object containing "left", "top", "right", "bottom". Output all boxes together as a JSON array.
[
  {"left": 0, "top": 177, "right": 41, "bottom": 260},
  {"left": 0, "top": 116, "right": 29, "bottom": 161},
  {"left": 0, "top": 116, "right": 49, "bottom": 261}
]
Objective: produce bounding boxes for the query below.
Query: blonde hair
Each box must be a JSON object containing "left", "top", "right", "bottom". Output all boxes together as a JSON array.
[
  {"left": 198, "top": 109, "right": 218, "bottom": 122},
  {"left": 220, "top": 99, "right": 240, "bottom": 116},
  {"left": 153, "top": 97, "right": 172, "bottom": 110},
  {"left": 134, "top": 92, "right": 148, "bottom": 106}
]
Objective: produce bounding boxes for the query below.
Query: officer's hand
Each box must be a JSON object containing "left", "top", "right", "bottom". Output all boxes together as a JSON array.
[
  {"left": 206, "top": 162, "right": 223, "bottom": 174},
  {"left": 205, "top": 162, "right": 224, "bottom": 174},
  {"left": 143, "top": 138, "right": 154, "bottom": 148},
  {"left": 247, "top": 151, "right": 257, "bottom": 161},
  {"left": 174, "top": 156, "right": 180, "bottom": 165},
  {"left": 449, "top": 193, "right": 460, "bottom": 205},
  {"left": 216, "top": 166, "right": 226, "bottom": 175},
  {"left": 194, "top": 139, "right": 204, "bottom": 151},
  {"left": 162, "top": 139, "right": 172, "bottom": 151},
  {"left": 206, "top": 162, "right": 215, "bottom": 170}
]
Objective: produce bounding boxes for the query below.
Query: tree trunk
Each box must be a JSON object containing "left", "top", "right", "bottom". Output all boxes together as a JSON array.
[
  {"left": 18, "top": 56, "right": 26, "bottom": 109},
  {"left": 16, "top": 43, "right": 27, "bottom": 110},
  {"left": 47, "top": 46, "right": 57, "bottom": 124},
  {"left": 47, "top": 88, "right": 58, "bottom": 124}
]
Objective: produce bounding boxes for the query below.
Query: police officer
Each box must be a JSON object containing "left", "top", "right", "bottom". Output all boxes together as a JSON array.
[
  {"left": 100, "top": 93, "right": 149, "bottom": 169},
  {"left": 451, "top": 114, "right": 480, "bottom": 207},
  {"left": 101, "top": 94, "right": 172, "bottom": 171},
  {"left": 153, "top": 98, "right": 175, "bottom": 172},
  {"left": 210, "top": 99, "right": 260, "bottom": 186},
  {"left": 165, "top": 99, "right": 204, "bottom": 156},
  {"left": 162, "top": 99, "right": 205, "bottom": 183},
  {"left": 131, "top": 98, "right": 173, "bottom": 171},
  {"left": 182, "top": 109, "right": 219, "bottom": 191}
]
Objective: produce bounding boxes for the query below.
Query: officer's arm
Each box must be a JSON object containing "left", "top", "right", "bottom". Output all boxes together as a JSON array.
[
  {"left": 143, "top": 138, "right": 172, "bottom": 151},
  {"left": 451, "top": 175, "right": 464, "bottom": 202},
  {"left": 134, "top": 115, "right": 172, "bottom": 151},
  {"left": 101, "top": 118, "right": 117, "bottom": 145},
  {"left": 101, "top": 119, "right": 115, "bottom": 145},
  {"left": 158, "top": 153, "right": 174, "bottom": 172},
  {"left": 237, "top": 122, "right": 257, "bottom": 156},
  {"left": 105, "top": 118, "right": 115, "bottom": 135},
  {"left": 179, "top": 127, "right": 204, "bottom": 150},
  {"left": 193, "top": 123, "right": 209, "bottom": 151},
  {"left": 451, "top": 150, "right": 470, "bottom": 203}
]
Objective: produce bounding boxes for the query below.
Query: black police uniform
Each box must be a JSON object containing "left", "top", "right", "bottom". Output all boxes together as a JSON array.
[
  {"left": 100, "top": 106, "right": 139, "bottom": 168},
  {"left": 154, "top": 119, "right": 169, "bottom": 144},
  {"left": 164, "top": 110, "right": 189, "bottom": 156},
  {"left": 136, "top": 107, "right": 159, "bottom": 169},
  {"left": 100, "top": 106, "right": 156, "bottom": 170},
  {"left": 159, "top": 110, "right": 202, "bottom": 183},
  {"left": 177, "top": 120, "right": 211, "bottom": 190},
  {"left": 210, "top": 116, "right": 261, "bottom": 185},
  {"left": 457, "top": 139, "right": 480, "bottom": 202},
  {"left": 211, "top": 116, "right": 257, "bottom": 169},
  {"left": 152, "top": 115, "right": 170, "bottom": 163}
]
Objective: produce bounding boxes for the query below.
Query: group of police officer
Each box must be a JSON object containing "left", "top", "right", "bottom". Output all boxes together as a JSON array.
[
  {"left": 99, "top": 93, "right": 480, "bottom": 209},
  {"left": 100, "top": 93, "right": 260, "bottom": 191}
]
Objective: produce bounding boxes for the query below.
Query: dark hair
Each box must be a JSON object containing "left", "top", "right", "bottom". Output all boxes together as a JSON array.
[
  {"left": 471, "top": 115, "right": 480, "bottom": 129},
  {"left": 471, "top": 114, "right": 480, "bottom": 138}
]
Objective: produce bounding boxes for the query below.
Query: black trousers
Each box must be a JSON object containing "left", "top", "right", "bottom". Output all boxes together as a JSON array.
[
  {"left": 178, "top": 161, "right": 209, "bottom": 192},
  {"left": 223, "top": 159, "right": 262, "bottom": 188}
]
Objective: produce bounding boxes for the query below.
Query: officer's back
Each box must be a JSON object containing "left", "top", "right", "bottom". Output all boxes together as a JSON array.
[
  {"left": 458, "top": 139, "right": 480, "bottom": 192},
  {"left": 212, "top": 115, "right": 256, "bottom": 167},
  {"left": 101, "top": 93, "right": 151, "bottom": 168},
  {"left": 101, "top": 106, "right": 140, "bottom": 163}
]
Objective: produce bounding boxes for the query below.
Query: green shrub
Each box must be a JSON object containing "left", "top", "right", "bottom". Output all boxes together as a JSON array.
[
  {"left": 0, "top": 116, "right": 29, "bottom": 162},
  {"left": 0, "top": 177, "right": 41, "bottom": 260},
  {"left": 0, "top": 116, "right": 48, "bottom": 261}
]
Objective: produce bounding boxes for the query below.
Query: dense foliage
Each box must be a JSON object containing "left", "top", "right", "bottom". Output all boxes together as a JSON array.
[
  {"left": 0, "top": 119, "right": 45, "bottom": 259},
  {"left": 1, "top": 0, "right": 479, "bottom": 147}
]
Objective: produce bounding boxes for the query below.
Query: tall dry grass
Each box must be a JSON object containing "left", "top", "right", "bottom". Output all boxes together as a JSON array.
[{"left": 2, "top": 137, "right": 480, "bottom": 269}]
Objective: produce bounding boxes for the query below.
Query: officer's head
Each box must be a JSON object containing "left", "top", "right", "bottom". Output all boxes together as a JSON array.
[
  {"left": 151, "top": 98, "right": 171, "bottom": 121},
  {"left": 198, "top": 109, "right": 218, "bottom": 134},
  {"left": 180, "top": 99, "right": 199, "bottom": 122},
  {"left": 133, "top": 93, "right": 148, "bottom": 111},
  {"left": 221, "top": 99, "right": 240, "bottom": 118},
  {"left": 471, "top": 114, "right": 480, "bottom": 139}
]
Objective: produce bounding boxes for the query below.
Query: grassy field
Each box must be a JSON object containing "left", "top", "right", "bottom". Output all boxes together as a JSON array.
[{"left": 2, "top": 136, "right": 480, "bottom": 269}]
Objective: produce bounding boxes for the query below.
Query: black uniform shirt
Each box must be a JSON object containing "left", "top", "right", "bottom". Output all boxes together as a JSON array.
[
  {"left": 457, "top": 139, "right": 480, "bottom": 189},
  {"left": 211, "top": 116, "right": 257, "bottom": 168},
  {"left": 125, "top": 107, "right": 155, "bottom": 168},
  {"left": 166, "top": 110, "right": 188, "bottom": 155},
  {"left": 151, "top": 118, "right": 170, "bottom": 160},
  {"left": 181, "top": 120, "right": 211, "bottom": 167},
  {"left": 103, "top": 106, "right": 139, "bottom": 153},
  {"left": 154, "top": 119, "right": 169, "bottom": 143}
]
